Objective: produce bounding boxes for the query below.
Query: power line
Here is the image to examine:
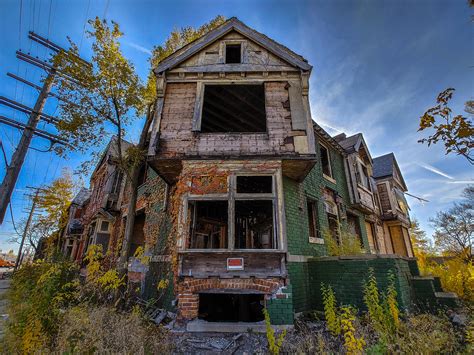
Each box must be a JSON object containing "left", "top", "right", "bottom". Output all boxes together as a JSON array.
[{"left": 79, "top": 0, "right": 91, "bottom": 51}]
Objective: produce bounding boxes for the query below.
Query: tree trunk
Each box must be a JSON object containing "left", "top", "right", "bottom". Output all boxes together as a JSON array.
[{"left": 116, "top": 104, "right": 155, "bottom": 278}]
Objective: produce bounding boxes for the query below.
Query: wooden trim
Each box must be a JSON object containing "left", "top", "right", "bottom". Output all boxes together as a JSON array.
[{"left": 191, "top": 81, "right": 204, "bottom": 131}]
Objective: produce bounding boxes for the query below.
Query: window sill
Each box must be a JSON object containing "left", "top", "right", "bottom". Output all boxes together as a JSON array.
[
  {"left": 195, "top": 132, "right": 269, "bottom": 137},
  {"left": 309, "top": 237, "right": 325, "bottom": 245},
  {"left": 357, "top": 183, "right": 372, "bottom": 194},
  {"left": 178, "top": 249, "right": 285, "bottom": 254},
  {"left": 323, "top": 174, "right": 336, "bottom": 184}
]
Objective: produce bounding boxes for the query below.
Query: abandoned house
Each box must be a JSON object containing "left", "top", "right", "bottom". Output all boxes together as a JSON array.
[
  {"left": 61, "top": 136, "right": 131, "bottom": 266},
  {"left": 62, "top": 17, "right": 455, "bottom": 326}
]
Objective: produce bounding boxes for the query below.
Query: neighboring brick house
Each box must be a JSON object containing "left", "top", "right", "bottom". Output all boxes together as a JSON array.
[
  {"left": 60, "top": 187, "right": 90, "bottom": 260},
  {"left": 72, "top": 136, "right": 131, "bottom": 264}
]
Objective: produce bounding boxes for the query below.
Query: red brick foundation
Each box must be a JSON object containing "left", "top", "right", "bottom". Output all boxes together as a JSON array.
[{"left": 177, "top": 277, "right": 284, "bottom": 319}]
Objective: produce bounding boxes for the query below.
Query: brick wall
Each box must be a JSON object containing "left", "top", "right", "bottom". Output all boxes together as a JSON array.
[
  {"left": 177, "top": 277, "right": 284, "bottom": 320},
  {"left": 308, "top": 255, "right": 414, "bottom": 311},
  {"left": 284, "top": 136, "right": 370, "bottom": 312}
]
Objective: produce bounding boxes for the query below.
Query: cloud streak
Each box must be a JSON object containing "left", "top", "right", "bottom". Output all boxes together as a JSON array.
[
  {"left": 417, "top": 163, "right": 454, "bottom": 180},
  {"left": 125, "top": 41, "right": 152, "bottom": 55}
]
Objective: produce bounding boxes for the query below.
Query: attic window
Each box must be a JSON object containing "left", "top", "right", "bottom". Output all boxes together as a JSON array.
[
  {"left": 225, "top": 44, "right": 241, "bottom": 64},
  {"left": 201, "top": 85, "right": 266, "bottom": 133}
]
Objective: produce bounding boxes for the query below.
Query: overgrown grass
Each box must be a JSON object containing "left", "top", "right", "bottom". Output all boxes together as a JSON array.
[
  {"left": 1, "top": 252, "right": 172, "bottom": 353},
  {"left": 287, "top": 270, "right": 470, "bottom": 354},
  {"left": 1, "top": 259, "right": 78, "bottom": 353},
  {"left": 55, "top": 305, "right": 172, "bottom": 353}
]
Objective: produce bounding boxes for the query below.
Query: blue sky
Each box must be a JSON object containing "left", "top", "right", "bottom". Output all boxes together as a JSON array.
[{"left": 0, "top": 0, "right": 472, "bottom": 252}]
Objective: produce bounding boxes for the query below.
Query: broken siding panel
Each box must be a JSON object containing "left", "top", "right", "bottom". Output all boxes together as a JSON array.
[{"left": 288, "top": 80, "right": 306, "bottom": 131}]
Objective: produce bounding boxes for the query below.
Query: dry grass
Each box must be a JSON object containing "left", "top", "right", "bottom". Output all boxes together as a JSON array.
[{"left": 54, "top": 305, "right": 173, "bottom": 354}]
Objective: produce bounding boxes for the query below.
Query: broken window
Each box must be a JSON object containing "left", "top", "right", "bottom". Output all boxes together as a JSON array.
[
  {"left": 236, "top": 176, "right": 272, "bottom": 194},
  {"left": 201, "top": 85, "right": 266, "bottom": 133},
  {"left": 235, "top": 200, "right": 274, "bottom": 249},
  {"left": 356, "top": 160, "right": 370, "bottom": 190},
  {"left": 189, "top": 200, "right": 228, "bottom": 249},
  {"left": 198, "top": 293, "right": 264, "bottom": 322},
  {"left": 111, "top": 170, "right": 123, "bottom": 194},
  {"left": 320, "top": 144, "right": 333, "bottom": 178},
  {"left": 327, "top": 214, "right": 339, "bottom": 243},
  {"left": 129, "top": 213, "right": 146, "bottom": 257},
  {"left": 100, "top": 220, "right": 109, "bottom": 232},
  {"left": 307, "top": 198, "right": 320, "bottom": 241},
  {"left": 225, "top": 44, "right": 241, "bottom": 64},
  {"left": 186, "top": 175, "right": 278, "bottom": 250},
  {"left": 347, "top": 213, "right": 363, "bottom": 247}
]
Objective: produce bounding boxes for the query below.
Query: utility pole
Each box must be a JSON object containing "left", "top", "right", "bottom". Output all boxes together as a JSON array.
[
  {"left": 14, "top": 190, "right": 38, "bottom": 271},
  {"left": 0, "top": 31, "right": 89, "bottom": 225},
  {"left": 0, "top": 70, "right": 55, "bottom": 224}
]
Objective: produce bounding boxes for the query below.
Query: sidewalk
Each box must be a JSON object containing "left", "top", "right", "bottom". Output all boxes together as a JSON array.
[{"left": 0, "top": 279, "right": 11, "bottom": 337}]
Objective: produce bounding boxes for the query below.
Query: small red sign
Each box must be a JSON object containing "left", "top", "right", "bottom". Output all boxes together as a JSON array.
[{"left": 227, "top": 257, "right": 244, "bottom": 270}]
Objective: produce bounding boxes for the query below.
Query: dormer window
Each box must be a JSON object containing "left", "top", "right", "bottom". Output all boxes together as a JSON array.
[{"left": 225, "top": 44, "right": 241, "bottom": 63}]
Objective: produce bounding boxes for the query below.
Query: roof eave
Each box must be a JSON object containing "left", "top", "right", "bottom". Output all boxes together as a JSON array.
[{"left": 154, "top": 18, "right": 312, "bottom": 74}]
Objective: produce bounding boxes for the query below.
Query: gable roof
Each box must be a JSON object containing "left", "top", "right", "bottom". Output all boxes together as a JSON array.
[
  {"left": 71, "top": 187, "right": 90, "bottom": 206},
  {"left": 155, "top": 17, "right": 312, "bottom": 73},
  {"left": 91, "top": 136, "right": 133, "bottom": 179},
  {"left": 336, "top": 133, "right": 373, "bottom": 163},
  {"left": 313, "top": 122, "right": 346, "bottom": 155},
  {"left": 372, "top": 153, "right": 408, "bottom": 191}
]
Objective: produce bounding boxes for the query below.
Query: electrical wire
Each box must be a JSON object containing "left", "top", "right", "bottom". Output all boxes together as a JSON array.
[
  {"left": 79, "top": 0, "right": 91, "bottom": 51},
  {"left": 9, "top": 202, "right": 22, "bottom": 237}
]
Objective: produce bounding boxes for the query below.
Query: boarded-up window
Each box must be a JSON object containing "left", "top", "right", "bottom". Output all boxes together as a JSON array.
[
  {"left": 201, "top": 85, "right": 266, "bottom": 133},
  {"left": 389, "top": 225, "right": 408, "bottom": 256},
  {"left": 365, "top": 221, "right": 377, "bottom": 253}
]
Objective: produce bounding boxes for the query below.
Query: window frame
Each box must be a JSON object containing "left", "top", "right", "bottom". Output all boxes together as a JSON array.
[
  {"left": 319, "top": 143, "right": 335, "bottom": 182},
  {"left": 225, "top": 43, "right": 242, "bottom": 64},
  {"left": 183, "top": 173, "right": 281, "bottom": 252},
  {"left": 192, "top": 82, "right": 269, "bottom": 134},
  {"left": 307, "top": 197, "right": 324, "bottom": 244}
]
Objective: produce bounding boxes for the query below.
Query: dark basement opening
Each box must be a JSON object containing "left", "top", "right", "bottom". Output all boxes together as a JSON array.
[
  {"left": 201, "top": 84, "right": 266, "bottom": 133},
  {"left": 198, "top": 293, "right": 265, "bottom": 322}
]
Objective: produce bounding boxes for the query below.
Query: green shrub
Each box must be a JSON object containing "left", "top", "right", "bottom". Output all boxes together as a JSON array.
[
  {"left": 322, "top": 227, "right": 365, "bottom": 256},
  {"left": 263, "top": 308, "right": 287, "bottom": 355}
]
